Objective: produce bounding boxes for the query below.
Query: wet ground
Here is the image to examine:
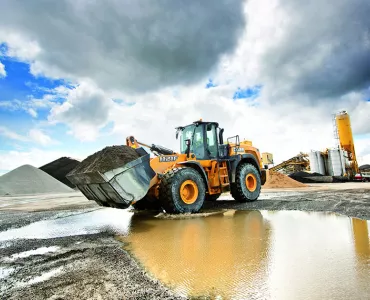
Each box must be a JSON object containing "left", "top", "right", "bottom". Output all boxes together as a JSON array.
[
  {"left": 0, "top": 182, "right": 369, "bottom": 299},
  {"left": 120, "top": 210, "right": 370, "bottom": 299}
]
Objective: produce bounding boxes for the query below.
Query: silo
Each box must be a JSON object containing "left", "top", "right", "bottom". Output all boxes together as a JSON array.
[
  {"left": 329, "top": 148, "right": 344, "bottom": 176},
  {"left": 309, "top": 151, "right": 319, "bottom": 173},
  {"left": 335, "top": 111, "right": 354, "bottom": 152},
  {"left": 335, "top": 111, "right": 358, "bottom": 173},
  {"left": 327, "top": 155, "right": 334, "bottom": 176},
  {"left": 317, "top": 151, "right": 326, "bottom": 175}
]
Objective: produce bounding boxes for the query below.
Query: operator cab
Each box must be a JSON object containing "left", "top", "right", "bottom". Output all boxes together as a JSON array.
[{"left": 176, "top": 120, "right": 228, "bottom": 160}]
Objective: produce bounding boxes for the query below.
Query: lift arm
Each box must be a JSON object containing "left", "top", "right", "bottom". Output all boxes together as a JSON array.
[{"left": 126, "top": 136, "right": 175, "bottom": 156}]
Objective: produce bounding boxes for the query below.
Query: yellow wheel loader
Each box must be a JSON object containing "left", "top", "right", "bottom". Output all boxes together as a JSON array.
[{"left": 67, "top": 120, "right": 267, "bottom": 214}]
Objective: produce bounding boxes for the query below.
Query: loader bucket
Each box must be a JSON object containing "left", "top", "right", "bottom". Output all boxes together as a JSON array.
[{"left": 66, "top": 148, "right": 156, "bottom": 208}]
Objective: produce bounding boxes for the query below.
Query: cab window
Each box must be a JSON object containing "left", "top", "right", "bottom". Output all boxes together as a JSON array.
[{"left": 206, "top": 124, "right": 218, "bottom": 158}]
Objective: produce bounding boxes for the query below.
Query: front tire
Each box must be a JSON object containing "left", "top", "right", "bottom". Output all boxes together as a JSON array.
[
  {"left": 132, "top": 195, "right": 161, "bottom": 211},
  {"left": 231, "top": 163, "right": 261, "bottom": 202},
  {"left": 159, "top": 167, "right": 206, "bottom": 214}
]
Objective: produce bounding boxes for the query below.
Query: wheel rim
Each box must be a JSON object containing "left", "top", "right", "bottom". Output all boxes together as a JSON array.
[
  {"left": 180, "top": 180, "right": 199, "bottom": 204},
  {"left": 245, "top": 174, "right": 257, "bottom": 192}
]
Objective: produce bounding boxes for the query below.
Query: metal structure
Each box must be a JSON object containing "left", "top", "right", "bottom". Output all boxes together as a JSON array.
[
  {"left": 309, "top": 151, "right": 319, "bottom": 174},
  {"left": 269, "top": 152, "right": 310, "bottom": 174},
  {"left": 317, "top": 152, "right": 326, "bottom": 175},
  {"left": 328, "top": 148, "right": 346, "bottom": 176}
]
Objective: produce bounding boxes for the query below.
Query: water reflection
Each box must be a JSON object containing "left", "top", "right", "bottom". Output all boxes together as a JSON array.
[
  {"left": 351, "top": 218, "right": 370, "bottom": 292},
  {"left": 122, "top": 211, "right": 272, "bottom": 299},
  {"left": 351, "top": 218, "right": 370, "bottom": 260},
  {"left": 120, "top": 211, "right": 370, "bottom": 300}
]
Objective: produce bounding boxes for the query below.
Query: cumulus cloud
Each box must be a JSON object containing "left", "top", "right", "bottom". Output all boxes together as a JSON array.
[
  {"left": 258, "top": 0, "right": 370, "bottom": 99},
  {"left": 0, "top": 61, "right": 6, "bottom": 77},
  {"left": 48, "top": 81, "right": 113, "bottom": 141},
  {"left": 0, "top": 0, "right": 246, "bottom": 93}
]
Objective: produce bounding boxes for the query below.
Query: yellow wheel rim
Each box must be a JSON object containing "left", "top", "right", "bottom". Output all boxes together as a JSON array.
[
  {"left": 246, "top": 174, "right": 257, "bottom": 192},
  {"left": 180, "top": 180, "right": 199, "bottom": 204}
]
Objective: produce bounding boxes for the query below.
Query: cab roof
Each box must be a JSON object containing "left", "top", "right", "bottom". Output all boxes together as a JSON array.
[{"left": 176, "top": 120, "right": 219, "bottom": 131}]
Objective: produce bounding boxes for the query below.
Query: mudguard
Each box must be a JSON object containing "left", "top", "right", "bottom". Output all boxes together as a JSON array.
[
  {"left": 230, "top": 154, "right": 265, "bottom": 184},
  {"left": 176, "top": 161, "right": 209, "bottom": 188}
]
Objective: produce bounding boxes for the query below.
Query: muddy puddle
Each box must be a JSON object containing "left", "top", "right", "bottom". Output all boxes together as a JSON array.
[
  {"left": 119, "top": 210, "right": 370, "bottom": 300},
  {"left": 1, "top": 207, "right": 369, "bottom": 299}
]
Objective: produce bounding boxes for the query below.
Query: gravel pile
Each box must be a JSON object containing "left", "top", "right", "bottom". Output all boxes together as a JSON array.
[
  {"left": 263, "top": 170, "right": 307, "bottom": 188},
  {"left": 40, "top": 157, "right": 80, "bottom": 188},
  {"left": 0, "top": 165, "right": 73, "bottom": 196},
  {"left": 68, "top": 145, "right": 139, "bottom": 175}
]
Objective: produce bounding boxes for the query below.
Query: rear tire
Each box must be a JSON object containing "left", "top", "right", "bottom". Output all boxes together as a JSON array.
[
  {"left": 159, "top": 167, "right": 206, "bottom": 214},
  {"left": 231, "top": 163, "right": 261, "bottom": 202}
]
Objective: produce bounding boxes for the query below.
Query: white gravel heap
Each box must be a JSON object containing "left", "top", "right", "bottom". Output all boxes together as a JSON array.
[{"left": 0, "top": 165, "right": 73, "bottom": 196}]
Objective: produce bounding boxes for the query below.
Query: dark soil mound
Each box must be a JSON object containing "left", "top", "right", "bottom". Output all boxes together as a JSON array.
[
  {"left": 311, "top": 172, "right": 324, "bottom": 177},
  {"left": 289, "top": 171, "right": 323, "bottom": 178},
  {"left": 68, "top": 145, "right": 139, "bottom": 175},
  {"left": 40, "top": 157, "right": 80, "bottom": 188}
]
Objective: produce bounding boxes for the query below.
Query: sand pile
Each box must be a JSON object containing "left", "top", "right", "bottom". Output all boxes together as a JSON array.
[
  {"left": 40, "top": 157, "right": 80, "bottom": 188},
  {"left": 0, "top": 165, "right": 74, "bottom": 196},
  {"left": 263, "top": 170, "right": 308, "bottom": 188},
  {"left": 68, "top": 145, "right": 139, "bottom": 175}
]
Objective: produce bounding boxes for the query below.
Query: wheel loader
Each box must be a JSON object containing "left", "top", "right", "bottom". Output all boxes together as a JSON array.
[{"left": 67, "top": 119, "right": 267, "bottom": 214}]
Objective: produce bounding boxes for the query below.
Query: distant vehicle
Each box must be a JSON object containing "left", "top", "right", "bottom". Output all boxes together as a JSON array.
[{"left": 354, "top": 172, "right": 370, "bottom": 182}]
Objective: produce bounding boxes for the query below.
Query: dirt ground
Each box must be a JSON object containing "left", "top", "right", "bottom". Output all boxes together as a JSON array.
[{"left": 1, "top": 182, "right": 369, "bottom": 299}]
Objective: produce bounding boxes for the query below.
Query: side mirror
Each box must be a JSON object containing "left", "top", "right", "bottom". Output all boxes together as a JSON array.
[{"left": 185, "top": 139, "right": 191, "bottom": 158}]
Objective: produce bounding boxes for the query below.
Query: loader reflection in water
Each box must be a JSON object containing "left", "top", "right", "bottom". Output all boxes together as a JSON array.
[
  {"left": 351, "top": 218, "right": 370, "bottom": 287},
  {"left": 118, "top": 211, "right": 370, "bottom": 299},
  {"left": 121, "top": 211, "right": 272, "bottom": 298}
]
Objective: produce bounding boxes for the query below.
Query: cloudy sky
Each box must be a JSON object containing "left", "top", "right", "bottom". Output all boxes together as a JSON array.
[{"left": 0, "top": 0, "right": 369, "bottom": 175}]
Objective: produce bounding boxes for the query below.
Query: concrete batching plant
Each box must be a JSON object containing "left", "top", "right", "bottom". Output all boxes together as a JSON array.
[{"left": 309, "top": 111, "right": 358, "bottom": 179}]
